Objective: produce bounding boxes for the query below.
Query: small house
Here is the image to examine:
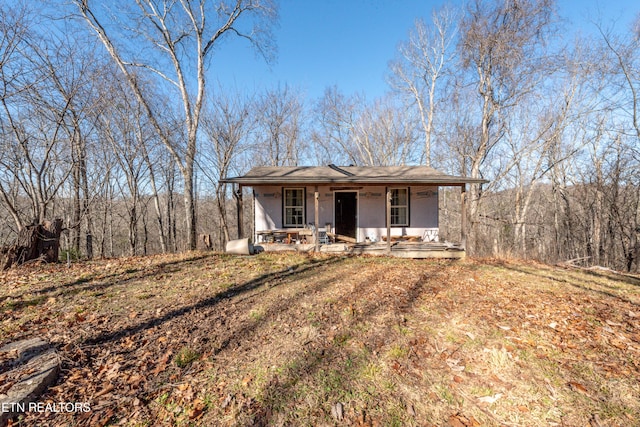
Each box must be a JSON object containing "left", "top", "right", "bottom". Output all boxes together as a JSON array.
[{"left": 222, "top": 164, "right": 487, "bottom": 258}]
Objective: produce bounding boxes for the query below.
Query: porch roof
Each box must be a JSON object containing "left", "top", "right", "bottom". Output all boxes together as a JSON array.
[{"left": 222, "top": 164, "right": 488, "bottom": 186}]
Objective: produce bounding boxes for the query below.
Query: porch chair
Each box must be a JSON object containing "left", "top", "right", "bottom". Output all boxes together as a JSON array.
[
  {"left": 422, "top": 229, "right": 439, "bottom": 242},
  {"left": 308, "top": 223, "right": 330, "bottom": 245},
  {"left": 317, "top": 227, "right": 329, "bottom": 244}
]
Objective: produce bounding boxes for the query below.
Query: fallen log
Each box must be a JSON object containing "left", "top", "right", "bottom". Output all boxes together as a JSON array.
[
  {"left": 556, "top": 256, "right": 591, "bottom": 269},
  {"left": 0, "top": 338, "right": 60, "bottom": 425}
]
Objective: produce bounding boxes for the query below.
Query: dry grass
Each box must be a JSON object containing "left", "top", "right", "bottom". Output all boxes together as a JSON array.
[{"left": 1, "top": 252, "right": 639, "bottom": 426}]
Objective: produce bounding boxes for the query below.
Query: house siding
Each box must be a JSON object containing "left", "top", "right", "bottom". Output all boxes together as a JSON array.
[
  {"left": 358, "top": 186, "right": 439, "bottom": 242},
  {"left": 253, "top": 185, "right": 439, "bottom": 243}
]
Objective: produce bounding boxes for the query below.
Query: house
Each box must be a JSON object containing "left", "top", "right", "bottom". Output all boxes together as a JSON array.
[{"left": 222, "top": 164, "right": 487, "bottom": 258}]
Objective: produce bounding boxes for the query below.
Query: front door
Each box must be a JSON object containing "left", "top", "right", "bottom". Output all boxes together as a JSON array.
[{"left": 335, "top": 191, "right": 357, "bottom": 239}]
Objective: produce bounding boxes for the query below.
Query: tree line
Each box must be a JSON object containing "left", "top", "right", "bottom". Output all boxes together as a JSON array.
[{"left": 0, "top": 0, "right": 638, "bottom": 271}]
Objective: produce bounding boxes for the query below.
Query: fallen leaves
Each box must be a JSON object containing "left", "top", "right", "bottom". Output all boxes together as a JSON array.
[
  {"left": 241, "top": 374, "right": 253, "bottom": 387},
  {"left": 153, "top": 350, "right": 172, "bottom": 375},
  {"left": 94, "top": 383, "right": 114, "bottom": 398},
  {"left": 446, "top": 358, "right": 465, "bottom": 372},
  {"left": 0, "top": 253, "right": 639, "bottom": 426},
  {"left": 188, "top": 399, "right": 205, "bottom": 420},
  {"left": 567, "top": 381, "right": 591, "bottom": 398},
  {"left": 449, "top": 413, "right": 481, "bottom": 427}
]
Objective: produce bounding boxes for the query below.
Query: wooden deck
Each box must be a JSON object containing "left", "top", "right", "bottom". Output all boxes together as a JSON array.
[
  {"left": 255, "top": 241, "right": 465, "bottom": 259},
  {"left": 350, "top": 242, "right": 465, "bottom": 259}
]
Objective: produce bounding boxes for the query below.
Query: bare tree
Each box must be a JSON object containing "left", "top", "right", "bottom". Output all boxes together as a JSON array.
[
  {"left": 140, "top": 137, "right": 169, "bottom": 254},
  {"left": 388, "top": 5, "right": 458, "bottom": 167},
  {"left": 590, "top": 16, "right": 640, "bottom": 271},
  {"left": 98, "top": 80, "right": 152, "bottom": 256},
  {"left": 311, "top": 89, "right": 418, "bottom": 166},
  {"left": 71, "top": 0, "right": 277, "bottom": 250},
  {"left": 254, "top": 84, "right": 304, "bottom": 166},
  {"left": 0, "top": 8, "right": 78, "bottom": 229},
  {"left": 43, "top": 30, "right": 106, "bottom": 260},
  {"left": 457, "top": 0, "right": 556, "bottom": 253},
  {"left": 200, "top": 89, "right": 254, "bottom": 246},
  {"left": 597, "top": 16, "right": 640, "bottom": 143},
  {"left": 311, "top": 86, "right": 360, "bottom": 166},
  {"left": 505, "top": 80, "right": 578, "bottom": 258},
  {"left": 0, "top": 5, "right": 32, "bottom": 231},
  {"left": 350, "top": 94, "right": 418, "bottom": 166}
]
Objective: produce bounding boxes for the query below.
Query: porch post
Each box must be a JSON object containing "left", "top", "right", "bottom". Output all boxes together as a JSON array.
[
  {"left": 460, "top": 184, "right": 467, "bottom": 251},
  {"left": 236, "top": 184, "right": 244, "bottom": 239},
  {"left": 314, "top": 186, "right": 320, "bottom": 252},
  {"left": 386, "top": 187, "right": 392, "bottom": 254}
]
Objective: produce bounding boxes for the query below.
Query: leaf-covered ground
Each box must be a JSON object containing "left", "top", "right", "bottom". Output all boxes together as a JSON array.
[{"left": 1, "top": 252, "right": 639, "bottom": 426}]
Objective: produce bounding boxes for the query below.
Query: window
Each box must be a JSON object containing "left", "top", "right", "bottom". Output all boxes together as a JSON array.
[
  {"left": 390, "top": 188, "right": 409, "bottom": 226},
  {"left": 283, "top": 188, "right": 305, "bottom": 227}
]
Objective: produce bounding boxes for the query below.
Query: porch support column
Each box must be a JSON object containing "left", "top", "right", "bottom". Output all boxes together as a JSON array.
[
  {"left": 386, "top": 187, "right": 392, "bottom": 254},
  {"left": 236, "top": 184, "right": 244, "bottom": 239},
  {"left": 314, "top": 186, "right": 320, "bottom": 252},
  {"left": 460, "top": 184, "right": 467, "bottom": 251}
]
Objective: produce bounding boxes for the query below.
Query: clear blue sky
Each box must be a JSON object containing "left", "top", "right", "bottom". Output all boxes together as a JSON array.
[{"left": 211, "top": 0, "right": 639, "bottom": 101}]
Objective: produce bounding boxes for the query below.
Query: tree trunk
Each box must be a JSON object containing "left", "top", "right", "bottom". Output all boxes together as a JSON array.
[
  {"left": 1, "top": 219, "right": 63, "bottom": 270},
  {"left": 81, "top": 152, "right": 93, "bottom": 260},
  {"left": 234, "top": 186, "right": 244, "bottom": 240},
  {"left": 216, "top": 190, "right": 230, "bottom": 246},
  {"left": 183, "top": 164, "right": 197, "bottom": 251},
  {"left": 142, "top": 208, "right": 149, "bottom": 256},
  {"left": 145, "top": 155, "right": 167, "bottom": 254},
  {"left": 165, "top": 164, "right": 177, "bottom": 253},
  {"left": 129, "top": 204, "right": 137, "bottom": 257},
  {"left": 39, "top": 219, "right": 63, "bottom": 263},
  {"left": 73, "top": 161, "right": 81, "bottom": 254}
]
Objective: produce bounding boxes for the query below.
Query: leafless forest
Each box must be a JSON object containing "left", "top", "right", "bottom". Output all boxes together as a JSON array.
[{"left": 0, "top": 0, "right": 638, "bottom": 271}]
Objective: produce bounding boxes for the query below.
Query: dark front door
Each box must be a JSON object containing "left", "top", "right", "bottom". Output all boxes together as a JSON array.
[{"left": 335, "top": 192, "right": 357, "bottom": 239}]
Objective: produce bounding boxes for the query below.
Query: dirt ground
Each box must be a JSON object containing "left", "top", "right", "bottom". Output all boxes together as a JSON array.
[{"left": 1, "top": 251, "right": 639, "bottom": 426}]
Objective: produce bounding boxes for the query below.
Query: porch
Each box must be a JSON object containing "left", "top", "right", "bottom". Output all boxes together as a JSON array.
[{"left": 254, "top": 240, "right": 465, "bottom": 259}]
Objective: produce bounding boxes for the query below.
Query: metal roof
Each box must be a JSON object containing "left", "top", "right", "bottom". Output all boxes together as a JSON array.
[{"left": 222, "top": 165, "right": 488, "bottom": 186}]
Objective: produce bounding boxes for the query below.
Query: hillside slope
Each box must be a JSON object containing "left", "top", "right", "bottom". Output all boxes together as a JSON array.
[{"left": 1, "top": 253, "right": 639, "bottom": 426}]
